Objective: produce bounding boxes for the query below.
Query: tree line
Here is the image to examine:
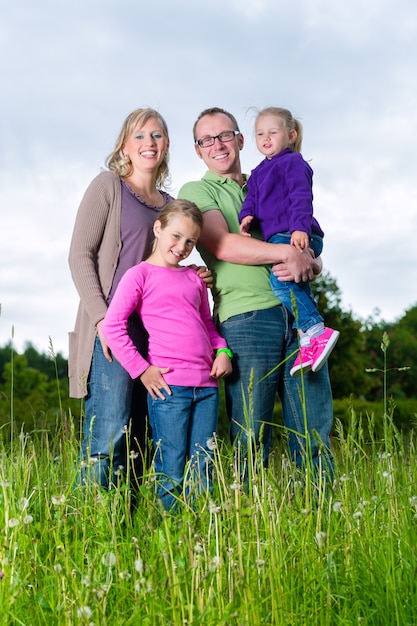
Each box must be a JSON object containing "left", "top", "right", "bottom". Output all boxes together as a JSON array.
[{"left": 0, "top": 272, "right": 415, "bottom": 435}]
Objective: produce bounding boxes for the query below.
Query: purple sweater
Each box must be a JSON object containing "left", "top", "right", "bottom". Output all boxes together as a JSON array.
[
  {"left": 239, "top": 149, "right": 324, "bottom": 240},
  {"left": 102, "top": 262, "right": 227, "bottom": 387}
]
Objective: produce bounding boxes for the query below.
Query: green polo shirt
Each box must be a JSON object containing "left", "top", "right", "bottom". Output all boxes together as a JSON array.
[{"left": 178, "top": 170, "right": 280, "bottom": 323}]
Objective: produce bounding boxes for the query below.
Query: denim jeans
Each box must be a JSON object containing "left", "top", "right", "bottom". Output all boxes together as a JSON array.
[
  {"left": 80, "top": 314, "right": 149, "bottom": 490},
  {"left": 147, "top": 386, "right": 219, "bottom": 511},
  {"left": 219, "top": 305, "right": 333, "bottom": 470},
  {"left": 268, "top": 232, "right": 324, "bottom": 332}
]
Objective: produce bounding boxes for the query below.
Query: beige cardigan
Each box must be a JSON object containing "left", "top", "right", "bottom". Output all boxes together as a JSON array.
[{"left": 68, "top": 171, "right": 122, "bottom": 398}]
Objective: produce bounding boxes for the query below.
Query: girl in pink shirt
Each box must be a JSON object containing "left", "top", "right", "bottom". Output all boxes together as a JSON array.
[{"left": 102, "top": 199, "right": 232, "bottom": 510}]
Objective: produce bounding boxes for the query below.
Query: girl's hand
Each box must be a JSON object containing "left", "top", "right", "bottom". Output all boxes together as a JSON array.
[
  {"left": 290, "top": 230, "right": 309, "bottom": 252},
  {"left": 140, "top": 365, "right": 171, "bottom": 400},
  {"left": 239, "top": 215, "right": 253, "bottom": 237},
  {"left": 210, "top": 353, "right": 233, "bottom": 379},
  {"left": 96, "top": 319, "right": 112, "bottom": 363}
]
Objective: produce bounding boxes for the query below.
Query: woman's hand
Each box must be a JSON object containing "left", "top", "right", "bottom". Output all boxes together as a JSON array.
[
  {"left": 140, "top": 365, "right": 172, "bottom": 400},
  {"left": 96, "top": 319, "right": 112, "bottom": 363}
]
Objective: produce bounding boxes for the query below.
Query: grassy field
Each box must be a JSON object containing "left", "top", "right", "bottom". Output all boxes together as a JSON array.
[{"left": 1, "top": 402, "right": 417, "bottom": 625}]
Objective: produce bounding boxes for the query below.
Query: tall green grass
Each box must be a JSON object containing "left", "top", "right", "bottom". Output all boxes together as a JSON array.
[{"left": 1, "top": 337, "right": 417, "bottom": 625}]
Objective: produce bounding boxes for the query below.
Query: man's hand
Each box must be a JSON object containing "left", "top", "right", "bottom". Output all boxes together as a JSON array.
[
  {"left": 189, "top": 264, "right": 213, "bottom": 289},
  {"left": 272, "top": 247, "right": 322, "bottom": 283}
]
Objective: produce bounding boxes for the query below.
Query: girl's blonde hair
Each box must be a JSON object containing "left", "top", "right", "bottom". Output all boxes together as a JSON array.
[
  {"left": 157, "top": 199, "right": 203, "bottom": 232},
  {"left": 106, "top": 108, "right": 170, "bottom": 187},
  {"left": 257, "top": 107, "right": 303, "bottom": 153}
]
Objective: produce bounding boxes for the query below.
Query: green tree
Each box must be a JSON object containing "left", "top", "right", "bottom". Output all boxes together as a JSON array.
[{"left": 311, "top": 271, "right": 373, "bottom": 399}]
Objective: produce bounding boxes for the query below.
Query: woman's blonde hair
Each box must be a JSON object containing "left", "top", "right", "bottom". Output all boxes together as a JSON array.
[
  {"left": 106, "top": 108, "right": 170, "bottom": 187},
  {"left": 257, "top": 107, "right": 303, "bottom": 153}
]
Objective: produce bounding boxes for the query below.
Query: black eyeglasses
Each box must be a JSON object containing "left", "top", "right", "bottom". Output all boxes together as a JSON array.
[{"left": 195, "top": 130, "right": 240, "bottom": 148}]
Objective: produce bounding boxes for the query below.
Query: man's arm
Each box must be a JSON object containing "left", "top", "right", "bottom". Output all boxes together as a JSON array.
[{"left": 200, "top": 209, "right": 318, "bottom": 283}]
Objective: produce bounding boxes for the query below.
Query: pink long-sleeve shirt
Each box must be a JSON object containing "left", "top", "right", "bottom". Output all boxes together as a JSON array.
[{"left": 101, "top": 262, "right": 228, "bottom": 387}]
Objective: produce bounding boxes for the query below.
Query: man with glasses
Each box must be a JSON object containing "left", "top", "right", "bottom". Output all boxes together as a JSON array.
[{"left": 178, "top": 107, "right": 333, "bottom": 474}]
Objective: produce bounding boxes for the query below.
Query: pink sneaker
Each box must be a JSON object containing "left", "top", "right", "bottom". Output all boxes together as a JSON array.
[
  {"left": 290, "top": 345, "right": 314, "bottom": 377},
  {"left": 311, "top": 327, "right": 340, "bottom": 372}
]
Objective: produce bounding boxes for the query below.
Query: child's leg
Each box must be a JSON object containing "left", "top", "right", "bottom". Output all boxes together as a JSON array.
[
  {"left": 147, "top": 387, "right": 192, "bottom": 511},
  {"left": 186, "top": 387, "right": 219, "bottom": 502}
]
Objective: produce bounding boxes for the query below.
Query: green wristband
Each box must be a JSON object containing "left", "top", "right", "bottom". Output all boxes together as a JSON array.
[{"left": 216, "top": 348, "right": 233, "bottom": 359}]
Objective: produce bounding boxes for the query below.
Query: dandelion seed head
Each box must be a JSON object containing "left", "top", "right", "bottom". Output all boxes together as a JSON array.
[
  {"left": 209, "top": 500, "right": 221, "bottom": 514},
  {"left": 102, "top": 552, "right": 117, "bottom": 567},
  {"left": 332, "top": 501, "right": 343, "bottom": 513},
  {"left": 353, "top": 511, "right": 362, "bottom": 520},
  {"left": 230, "top": 482, "right": 241, "bottom": 491},
  {"left": 206, "top": 436, "right": 217, "bottom": 451},
  {"left": 194, "top": 543, "right": 204, "bottom": 554},
  {"left": 51, "top": 494, "right": 66, "bottom": 506},
  {"left": 211, "top": 555, "right": 221, "bottom": 568},
  {"left": 119, "top": 570, "right": 131, "bottom": 580},
  {"left": 23, "top": 515, "right": 33, "bottom": 525},
  {"left": 95, "top": 584, "right": 109, "bottom": 599},
  {"left": 315, "top": 531, "right": 327, "bottom": 548},
  {"left": 54, "top": 564, "right": 62, "bottom": 573},
  {"left": 76, "top": 605, "right": 92, "bottom": 619},
  {"left": 18, "top": 498, "right": 29, "bottom": 511},
  {"left": 135, "top": 558, "right": 144, "bottom": 573},
  {"left": 8, "top": 518, "right": 19, "bottom": 528}
]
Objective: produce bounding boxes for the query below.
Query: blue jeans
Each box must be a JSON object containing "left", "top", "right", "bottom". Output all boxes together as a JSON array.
[
  {"left": 219, "top": 305, "right": 333, "bottom": 470},
  {"left": 80, "top": 314, "right": 149, "bottom": 489},
  {"left": 268, "top": 232, "right": 323, "bottom": 332},
  {"left": 147, "top": 386, "right": 219, "bottom": 511}
]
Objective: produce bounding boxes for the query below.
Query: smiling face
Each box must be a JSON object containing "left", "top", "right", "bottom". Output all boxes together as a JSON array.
[
  {"left": 123, "top": 117, "right": 169, "bottom": 176},
  {"left": 194, "top": 113, "right": 244, "bottom": 179},
  {"left": 255, "top": 113, "right": 297, "bottom": 159},
  {"left": 152, "top": 215, "right": 201, "bottom": 267}
]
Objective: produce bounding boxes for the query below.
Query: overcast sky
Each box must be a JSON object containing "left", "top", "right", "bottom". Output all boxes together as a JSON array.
[{"left": 1, "top": 0, "right": 417, "bottom": 356}]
